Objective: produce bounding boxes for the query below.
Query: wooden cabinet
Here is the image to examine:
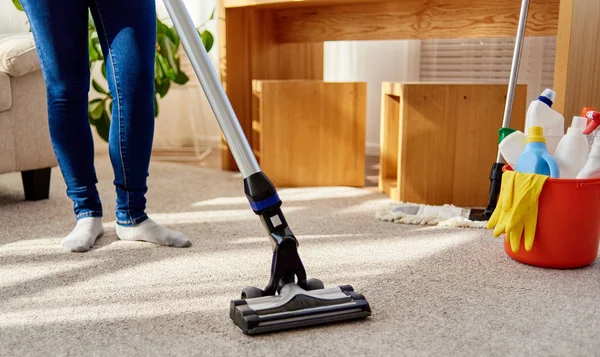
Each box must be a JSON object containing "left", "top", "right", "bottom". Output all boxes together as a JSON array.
[
  {"left": 379, "top": 82, "right": 527, "bottom": 207},
  {"left": 252, "top": 80, "right": 367, "bottom": 187}
]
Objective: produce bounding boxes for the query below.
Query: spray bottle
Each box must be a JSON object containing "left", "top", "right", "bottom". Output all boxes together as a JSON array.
[
  {"left": 577, "top": 111, "right": 600, "bottom": 179},
  {"left": 554, "top": 117, "right": 589, "bottom": 178}
]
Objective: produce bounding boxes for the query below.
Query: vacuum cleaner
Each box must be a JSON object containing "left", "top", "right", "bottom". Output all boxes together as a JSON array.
[{"left": 162, "top": 0, "right": 372, "bottom": 335}]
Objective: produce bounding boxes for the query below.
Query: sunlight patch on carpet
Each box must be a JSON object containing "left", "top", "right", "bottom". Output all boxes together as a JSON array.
[
  {"left": 230, "top": 233, "right": 370, "bottom": 244},
  {"left": 191, "top": 187, "right": 371, "bottom": 207},
  {"left": 0, "top": 259, "right": 102, "bottom": 289},
  {"left": 110, "top": 207, "right": 303, "bottom": 225},
  {"left": 0, "top": 296, "right": 228, "bottom": 328}
]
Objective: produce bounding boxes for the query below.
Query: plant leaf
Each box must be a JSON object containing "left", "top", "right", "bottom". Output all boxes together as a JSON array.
[
  {"left": 88, "top": 12, "right": 95, "bottom": 30},
  {"left": 200, "top": 30, "right": 214, "bottom": 53},
  {"left": 156, "top": 18, "right": 170, "bottom": 37},
  {"left": 88, "top": 43, "right": 102, "bottom": 66},
  {"left": 173, "top": 70, "right": 189, "bottom": 85},
  {"left": 88, "top": 36, "right": 99, "bottom": 62},
  {"left": 155, "top": 57, "right": 165, "bottom": 82},
  {"left": 209, "top": 8, "right": 215, "bottom": 20},
  {"left": 169, "top": 27, "right": 180, "bottom": 49},
  {"left": 92, "top": 79, "right": 108, "bottom": 95},
  {"left": 89, "top": 98, "right": 106, "bottom": 120},
  {"left": 12, "top": 0, "right": 24, "bottom": 11},
  {"left": 91, "top": 36, "right": 103, "bottom": 60},
  {"left": 158, "top": 36, "right": 179, "bottom": 76},
  {"left": 91, "top": 110, "right": 110, "bottom": 142},
  {"left": 156, "top": 79, "right": 170, "bottom": 98},
  {"left": 101, "top": 62, "right": 106, "bottom": 79},
  {"left": 156, "top": 53, "right": 175, "bottom": 80},
  {"left": 159, "top": 18, "right": 179, "bottom": 46}
]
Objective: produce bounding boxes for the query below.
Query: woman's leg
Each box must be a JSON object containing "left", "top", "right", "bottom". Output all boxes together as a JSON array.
[
  {"left": 20, "top": 0, "right": 104, "bottom": 252},
  {"left": 90, "top": 0, "right": 189, "bottom": 247}
]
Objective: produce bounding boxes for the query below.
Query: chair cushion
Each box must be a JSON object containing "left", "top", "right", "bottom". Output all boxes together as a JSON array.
[
  {"left": 0, "top": 72, "right": 10, "bottom": 112},
  {"left": 0, "top": 33, "right": 40, "bottom": 77}
]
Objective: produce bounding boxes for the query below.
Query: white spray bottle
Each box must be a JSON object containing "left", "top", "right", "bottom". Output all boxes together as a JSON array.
[
  {"left": 578, "top": 111, "right": 600, "bottom": 179},
  {"left": 554, "top": 117, "right": 589, "bottom": 178}
]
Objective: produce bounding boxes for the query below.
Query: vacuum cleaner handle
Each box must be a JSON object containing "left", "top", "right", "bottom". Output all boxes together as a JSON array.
[{"left": 162, "top": 0, "right": 260, "bottom": 179}]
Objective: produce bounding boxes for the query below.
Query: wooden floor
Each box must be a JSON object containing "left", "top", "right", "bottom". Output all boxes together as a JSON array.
[{"left": 152, "top": 149, "right": 380, "bottom": 187}]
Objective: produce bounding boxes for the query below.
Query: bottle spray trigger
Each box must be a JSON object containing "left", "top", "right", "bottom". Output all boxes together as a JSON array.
[{"left": 583, "top": 111, "right": 600, "bottom": 135}]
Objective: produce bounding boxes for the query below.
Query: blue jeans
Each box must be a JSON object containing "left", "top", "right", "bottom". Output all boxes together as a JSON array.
[{"left": 20, "top": 0, "right": 156, "bottom": 226}]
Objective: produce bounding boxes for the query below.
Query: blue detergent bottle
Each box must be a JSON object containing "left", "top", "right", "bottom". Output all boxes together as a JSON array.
[{"left": 515, "top": 126, "right": 560, "bottom": 178}]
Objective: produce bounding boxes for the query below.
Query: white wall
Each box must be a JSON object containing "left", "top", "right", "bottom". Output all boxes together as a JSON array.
[
  {"left": 324, "top": 40, "right": 420, "bottom": 155},
  {"left": 0, "top": 2, "right": 28, "bottom": 34}
]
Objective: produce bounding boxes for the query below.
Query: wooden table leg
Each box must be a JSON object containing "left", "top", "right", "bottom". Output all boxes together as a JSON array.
[
  {"left": 219, "top": 4, "right": 324, "bottom": 171},
  {"left": 554, "top": 0, "right": 600, "bottom": 120}
]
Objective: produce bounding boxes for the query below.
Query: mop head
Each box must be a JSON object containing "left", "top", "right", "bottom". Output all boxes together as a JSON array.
[{"left": 376, "top": 202, "right": 488, "bottom": 228}]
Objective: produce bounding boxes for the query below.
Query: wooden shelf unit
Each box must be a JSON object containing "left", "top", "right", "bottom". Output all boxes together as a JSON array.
[
  {"left": 379, "top": 82, "right": 527, "bottom": 207},
  {"left": 252, "top": 80, "right": 367, "bottom": 187}
]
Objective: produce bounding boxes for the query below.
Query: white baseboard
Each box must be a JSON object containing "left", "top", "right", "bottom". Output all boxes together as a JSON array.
[
  {"left": 366, "top": 142, "right": 380, "bottom": 156},
  {"left": 196, "top": 135, "right": 221, "bottom": 148}
]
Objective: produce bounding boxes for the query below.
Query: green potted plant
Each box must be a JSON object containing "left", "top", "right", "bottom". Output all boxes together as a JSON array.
[{"left": 12, "top": 0, "right": 214, "bottom": 142}]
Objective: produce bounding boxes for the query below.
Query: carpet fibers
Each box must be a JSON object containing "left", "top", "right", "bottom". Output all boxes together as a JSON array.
[{"left": 1, "top": 157, "right": 599, "bottom": 356}]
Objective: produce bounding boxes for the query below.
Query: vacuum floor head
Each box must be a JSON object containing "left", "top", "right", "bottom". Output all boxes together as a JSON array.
[{"left": 230, "top": 283, "right": 371, "bottom": 335}]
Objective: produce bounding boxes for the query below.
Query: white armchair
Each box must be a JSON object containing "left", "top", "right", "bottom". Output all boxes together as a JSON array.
[{"left": 0, "top": 33, "right": 57, "bottom": 200}]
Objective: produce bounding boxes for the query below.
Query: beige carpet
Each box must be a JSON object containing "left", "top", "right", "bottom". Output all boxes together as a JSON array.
[{"left": 1, "top": 156, "right": 599, "bottom": 356}]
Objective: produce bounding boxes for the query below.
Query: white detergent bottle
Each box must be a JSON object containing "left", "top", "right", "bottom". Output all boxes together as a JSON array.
[
  {"left": 577, "top": 133, "right": 600, "bottom": 179},
  {"left": 524, "top": 89, "right": 565, "bottom": 154},
  {"left": 554, "top": 117, "right": 589, "bottom": 178}
]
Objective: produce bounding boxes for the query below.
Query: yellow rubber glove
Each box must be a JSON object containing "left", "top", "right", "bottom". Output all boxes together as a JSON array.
[
  {"left": 487, "top": 171, "right": 516, "bottom": 236},
  {"left": 486, "top": 170, "right": 548, "bottom": 253}
]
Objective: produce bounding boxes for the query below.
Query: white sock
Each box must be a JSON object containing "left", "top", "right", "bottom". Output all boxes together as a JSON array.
[
  {"left": 115, "top": 218, "right": 191, "bottom": 247},
  {"left": 61, "top": 217, "right": 104, "bottom": 252}
]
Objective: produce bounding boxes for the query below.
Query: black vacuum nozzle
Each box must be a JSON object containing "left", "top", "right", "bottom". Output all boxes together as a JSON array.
[{"left": 231, "top": 283, "right": 372, "bottom": 335}]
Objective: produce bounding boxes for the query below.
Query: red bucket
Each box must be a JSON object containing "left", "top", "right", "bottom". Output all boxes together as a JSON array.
[{"left": 502, "top": 168, "right": 600, "bottom": 268}]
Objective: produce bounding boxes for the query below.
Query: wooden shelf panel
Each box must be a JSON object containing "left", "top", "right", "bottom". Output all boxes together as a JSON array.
[
  {"left": 380, "top": 177, "right": 399, "bottom": 202},
  {"left": 253, "top": 80, "right": 367, "bottom": 187},
  {"left": 224, "top": 0, "right": 379, "bottom": 9},
  {"left": 378, "top": 83, "right": 527, "bottom": 206},
  {"left": 272, "top": 0, "right": 559, "bottom": 43}
]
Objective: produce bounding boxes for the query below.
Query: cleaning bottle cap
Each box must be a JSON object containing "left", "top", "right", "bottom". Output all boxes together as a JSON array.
[
  {"left": 583, "top": 111, "right": 600, "bottom": 135},
  {"left": 571, "top": 116, "right": 588, "bottom": 131},
  {"left": 538, "top": 88, "right": 556, "bottom": 107},
  {"left": 527, "top": 126, "right": 546, "bottom": 143},
  {"left": 581, "top": 107, "right": 596, "bottom": 117},
  {"left": 498, "top": 127, "right": 517, "bottom": 144}
]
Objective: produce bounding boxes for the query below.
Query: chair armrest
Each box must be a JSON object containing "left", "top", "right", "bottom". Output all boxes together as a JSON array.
[{"left": 0, "top": 33, "right": 41, "bottom": 77}]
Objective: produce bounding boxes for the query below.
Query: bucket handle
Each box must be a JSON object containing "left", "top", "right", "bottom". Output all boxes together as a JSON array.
[{"left": 576, "top": 181, "right": 600, "bottom": 188}]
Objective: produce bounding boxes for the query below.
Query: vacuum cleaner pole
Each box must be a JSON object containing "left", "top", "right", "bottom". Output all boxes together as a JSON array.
[
  {"left": 162, "top": 0, "right": 259, "bottom": 179},
  {"left": 480, "top": 0, "right": 530, "bottom": 220}
]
